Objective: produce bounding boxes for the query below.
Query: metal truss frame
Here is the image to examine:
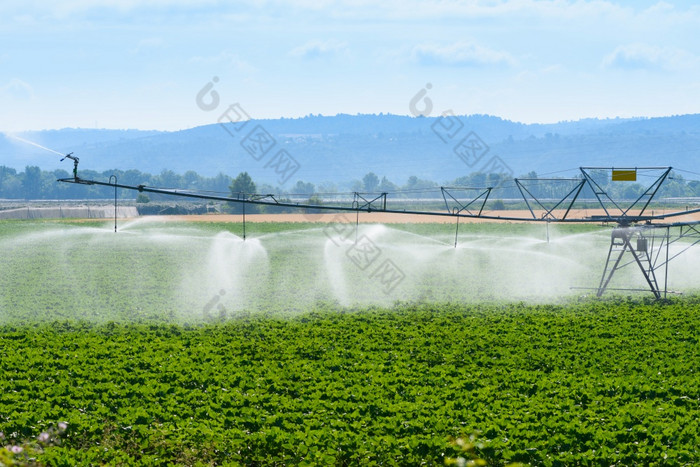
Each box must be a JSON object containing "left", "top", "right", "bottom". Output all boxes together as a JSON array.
[{"left": 594, "top": 223, "right": 700, "bottom": 298}]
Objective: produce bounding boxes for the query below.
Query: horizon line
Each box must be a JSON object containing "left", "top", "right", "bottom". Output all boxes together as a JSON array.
[{"left": 5, "top": 112, "right": 698, "bottom": 134}]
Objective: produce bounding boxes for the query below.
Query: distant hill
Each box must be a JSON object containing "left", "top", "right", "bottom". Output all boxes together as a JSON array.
[{"left": 2, "top": 114, "right": 699, "bottom": 186}]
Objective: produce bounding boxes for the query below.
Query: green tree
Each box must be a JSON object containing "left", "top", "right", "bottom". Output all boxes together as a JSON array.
[
  {"left": 363, "top": 172, "right": 379, "bottom": 192},
  {"left": 0, "top": 166, "right": 16, "bottom": 187},
  {"left": 0, "top": 166, "right": 18, "bottom": 198},
  {"left": 22, "top": 166, "right": 42, "bottom": 199},
  {"left": 469, "top": 172, "right": 487, "bottom": 188},
  {"left": 207, "top": 172, "right": 233, "bottom": 194},
  {"left": 688, "top": 180, "right": 700, "bottom": 196},
  {"left": 122, "top": 169, "right": 150, "bottom": 188},
  {"left": 157, "top": 169, "right": 182, "bottom": 188},
  {"left": 228, "top": 172, "right": 258, "bottom": 214},
  {"left": 486, "top": 172, "right": 505, "bottom": 188},
  {"left": 378, "top": 176, "right": 397, "bottom": 193},
  {"left": 183, "top": 170, "right": 202, "bottom": 188},
  {"left": 293, "top": 180, "right": 315, "bottom": 195},
  {"left": 491, "top": 199, "right": 506, "bottom": 210},
  {"left": 404, "top": 175, "right": 438, "bottom": 198}
]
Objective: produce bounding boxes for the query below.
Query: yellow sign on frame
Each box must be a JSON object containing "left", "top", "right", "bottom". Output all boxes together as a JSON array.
[{"left": 612, "top": 169, "right": 637, "bottom": 181}]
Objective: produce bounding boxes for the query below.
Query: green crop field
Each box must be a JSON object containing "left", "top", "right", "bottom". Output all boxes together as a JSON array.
[
  {"left": 1, "top": 219, "right": 698, "bottom": 466},
  {"left": 0, "top": 218, "right": 621, "bottom": 323}
]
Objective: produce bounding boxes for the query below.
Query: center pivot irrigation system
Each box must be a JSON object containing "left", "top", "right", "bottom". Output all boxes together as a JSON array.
[{"left": 58, "top": 161, "right": 700, "bottom": 299}]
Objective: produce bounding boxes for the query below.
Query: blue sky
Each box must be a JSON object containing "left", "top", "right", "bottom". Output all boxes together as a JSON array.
[{"left": 1, "top": 0, "right": 699, "bottom": 131}]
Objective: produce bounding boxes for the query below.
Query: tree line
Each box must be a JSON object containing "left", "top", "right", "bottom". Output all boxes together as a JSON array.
[{"left": 2, "top": 165, "right": 699, "bottom": 203}]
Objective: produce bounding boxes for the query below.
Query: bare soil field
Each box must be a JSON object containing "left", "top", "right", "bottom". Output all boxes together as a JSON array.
[{"left": 150, "top": 208, "right": 700, "bottom": 224}]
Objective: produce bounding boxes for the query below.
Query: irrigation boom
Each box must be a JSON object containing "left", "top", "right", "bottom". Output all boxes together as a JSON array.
[{"left": 58, "top": 165, "right": 700, "bottom": 299}]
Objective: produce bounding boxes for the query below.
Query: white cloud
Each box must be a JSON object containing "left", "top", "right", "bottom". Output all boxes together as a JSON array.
[
  {"left": 1, "top": 79, "right": 34, "bottom": 101},
  {"left": 289, "top": 40, "right": 348, "bottom": 59},
  {"left": 411, "top": 41, "right": 515, "bottom": 67},
  {"left": 2, "top": 0, "right": 700, "bottom": 129},
  {"left": 603, "top": 43, "right": 698, "bottom": 70}
]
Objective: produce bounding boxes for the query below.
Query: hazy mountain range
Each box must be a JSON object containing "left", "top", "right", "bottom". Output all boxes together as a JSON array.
[{"left": 2, "top": 114, "right": 699, "bottom": 186}]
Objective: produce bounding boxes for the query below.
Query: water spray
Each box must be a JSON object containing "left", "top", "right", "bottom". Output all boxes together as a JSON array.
[
  {"left": 5, "top": 134, "right": 66, "bottom": 156},
  {"left": 56, "top": 166, "right": 700, "bottom": 299}
]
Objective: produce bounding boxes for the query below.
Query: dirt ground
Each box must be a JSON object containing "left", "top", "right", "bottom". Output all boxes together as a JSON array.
[{"left": 150, "top": 208, "right": 700, "bottom": 224}]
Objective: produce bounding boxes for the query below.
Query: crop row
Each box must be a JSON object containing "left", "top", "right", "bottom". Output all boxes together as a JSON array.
[{"left": 1, "top": 299, "right": 698, "bottom": 465}]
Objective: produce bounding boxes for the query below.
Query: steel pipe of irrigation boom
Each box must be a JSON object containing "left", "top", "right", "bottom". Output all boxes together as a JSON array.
[{"left": 57, "top": 177, "right": 700, "bottom": 225}]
